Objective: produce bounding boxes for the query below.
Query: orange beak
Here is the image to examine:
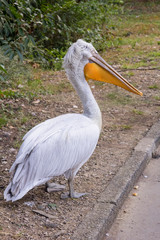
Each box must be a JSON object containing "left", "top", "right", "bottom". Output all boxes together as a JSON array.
[{"left": 84, "top": 53, "right": 143, "bottom": 96}]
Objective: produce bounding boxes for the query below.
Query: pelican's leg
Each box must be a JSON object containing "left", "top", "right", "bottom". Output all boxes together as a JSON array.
[
  {"left": 68, "top": 177, "right": 87, "bottom": 198},
  {"left": 46, "top": 182, "right": 65, "bottom": 193},
  {"left": 61, "top": 176, "right": 87, "bottom": 199}
]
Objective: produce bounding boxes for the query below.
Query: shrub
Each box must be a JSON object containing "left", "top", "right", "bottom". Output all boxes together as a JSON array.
[{"left": 0, "top": 0, "right": 123, "bottom": 71}]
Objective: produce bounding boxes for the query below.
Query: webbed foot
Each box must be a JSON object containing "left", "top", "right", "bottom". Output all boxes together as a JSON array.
[
  {"left": 61, "top": 191, "right": 88, "bottom": 199},
  {"left": 46, "top": 182, "right": 65, "bottom": 193}
]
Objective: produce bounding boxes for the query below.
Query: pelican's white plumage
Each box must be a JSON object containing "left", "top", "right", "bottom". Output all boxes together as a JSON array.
[
  {"left": 4, "top": 40, "right": 101, "bottom": 201},
  {"left": 4, "top": 39, "right": 142, "bottom": 202}
]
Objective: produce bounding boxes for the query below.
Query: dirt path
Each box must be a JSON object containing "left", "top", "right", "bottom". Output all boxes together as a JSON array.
[{"left": 0, "top": 66, "right": 160, "bottom": 239}]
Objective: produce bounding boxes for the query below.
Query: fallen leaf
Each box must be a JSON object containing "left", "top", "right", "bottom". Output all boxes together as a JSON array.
[
  {"left": 132, "top": 193, "right": 138, "bottom": 196},
  {"left": 32, "top": 99, "right": 40, "bottom": 104}
]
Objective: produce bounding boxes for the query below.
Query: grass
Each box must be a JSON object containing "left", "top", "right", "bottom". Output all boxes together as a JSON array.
[
  {"left": 110, "top": 124, "right": 132, "bottom": 131},
  {"left": 132, "top": 109, "right": 144, "bottom": 115},
  {"left": 0, "top": 89, "right": 23, "bottom": 99},
  {"left": 0, "top": 116, "right": 8, "bottom": 128},
  {"left": 0, "top": 60, "right": 74, "bottom": 128},
  {"left": 126, "top": 71, "right": 135, "bottom": 77},
  {"left": 0, "top": 102, "right": 34, "bottom": 128},
  {"left": 104, "top": 4, "right": 160, "bottom": 70},
  {"left": 44, "top": 81, "right": 73, "bottom": 95},
  {"left": 149, "top": 84, "right": 159, "bottom": 89},
  {"left": 148, "top": 51, "right": 160, "bottom": 58},
  {"left": 154, "top": 96, "right": 160, "bottom": 100},
  {"left": 106, "top": 91, "right": 133, "bottom": 105},
  {"left": 121, "top": 124, "right": 132, "bottom": 130}
]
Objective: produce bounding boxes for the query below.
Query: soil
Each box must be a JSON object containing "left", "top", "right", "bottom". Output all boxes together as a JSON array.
[{"left": 0, "top": 66, "right": 160, "bottom": 239}]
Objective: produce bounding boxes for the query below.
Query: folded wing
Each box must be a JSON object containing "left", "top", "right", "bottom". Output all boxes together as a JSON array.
[{"left": 4, "top": 113, "right": 100, "bottom": 201}]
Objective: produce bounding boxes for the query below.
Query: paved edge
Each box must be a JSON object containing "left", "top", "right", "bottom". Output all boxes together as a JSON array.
[{"left": 71, "top": 120, "right": 160, "bottom": 240}]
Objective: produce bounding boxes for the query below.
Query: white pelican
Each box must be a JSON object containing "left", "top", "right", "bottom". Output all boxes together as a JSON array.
[{"left": 4, "top": 39, "right": 142, "bottom": 202}]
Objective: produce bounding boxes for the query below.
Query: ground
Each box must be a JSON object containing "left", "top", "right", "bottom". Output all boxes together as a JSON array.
[{"left": 0, "top": 3, "right": 160, "bottom": 240}]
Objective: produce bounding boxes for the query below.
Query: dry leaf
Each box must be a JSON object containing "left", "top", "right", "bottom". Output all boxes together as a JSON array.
[
  {"left": 132, "top": 193, "right": 138, "bottom": 196},
  {"left": 32, "top": 99, "right": 40, "bottom": 104}
]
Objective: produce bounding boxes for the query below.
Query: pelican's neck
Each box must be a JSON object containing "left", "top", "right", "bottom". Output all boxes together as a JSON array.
[{"left": 68, "top": 71, "right": 102, "bottom": 130}]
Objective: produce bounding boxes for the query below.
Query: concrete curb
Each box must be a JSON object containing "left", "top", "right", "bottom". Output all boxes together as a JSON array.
[{"left": 71, "top": 120, "right": 160, "bottom": 240}]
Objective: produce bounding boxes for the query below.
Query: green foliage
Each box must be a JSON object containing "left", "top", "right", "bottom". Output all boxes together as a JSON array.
[
  {"left": 0, "top": 0, "right": 37, "bottom": 61},
  {"left": 0, "top": 0, "right": 123, "bottom": 72},
  {"left": 0, "top": 89, "right": 22, "bottom": 99},
  {"left": 0, "top": 63, "right": 7, "bottom": 81}
]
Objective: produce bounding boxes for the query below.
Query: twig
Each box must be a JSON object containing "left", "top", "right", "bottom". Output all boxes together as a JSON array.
[
  {"left": 0, "top": 231, "right": 16, "bottom": 236},
  {"left": 32, "top": 209, "right": 56, "bottom": 219},
  {"left": 119, "top": 68, "right": 160, "bottom": 71}
]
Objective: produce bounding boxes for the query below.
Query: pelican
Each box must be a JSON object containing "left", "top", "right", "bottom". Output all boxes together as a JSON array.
[{"left": 4, "top": 39, "right": 142, "bottom": 202}]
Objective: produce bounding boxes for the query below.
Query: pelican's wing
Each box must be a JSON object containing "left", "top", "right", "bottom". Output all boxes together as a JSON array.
[{"left": 4, "top": 113, "right": 100, "bottom": 201}]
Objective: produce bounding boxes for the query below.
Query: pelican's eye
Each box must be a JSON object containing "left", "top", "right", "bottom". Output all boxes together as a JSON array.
[{"left": 89, "top": 59, "right": 94, "bottom": 63}]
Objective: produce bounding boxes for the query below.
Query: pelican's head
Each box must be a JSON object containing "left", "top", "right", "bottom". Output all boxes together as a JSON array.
[
  {"left": 63, "top": 39, "right": 143, "bottom": 96},
  {"left": 63, "top": 39, "right": 96, "bottom": 71}
]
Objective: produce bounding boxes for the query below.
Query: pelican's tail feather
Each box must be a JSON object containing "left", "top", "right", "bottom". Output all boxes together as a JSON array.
[{"left": 4, "top": 158, "right": 51, "bottom": 202}]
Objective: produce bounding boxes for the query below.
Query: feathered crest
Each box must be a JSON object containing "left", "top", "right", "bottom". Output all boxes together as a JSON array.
[{"left": 63, "top": 39, "right": 96, "bottom": 70}]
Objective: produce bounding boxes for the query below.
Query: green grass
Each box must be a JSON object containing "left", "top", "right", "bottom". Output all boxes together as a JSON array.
[
  {"left": 104, "top": 4, "right": 160, "bottom": 70},
  {"left": 0, "top": 59, "right": 74, "bottom": 129},
  {"left": 106, "top": 91, "right": 132, "bottom": 105},
  {"left": 132, "top": 109, "right": 144, "bottom": 115},
  {"left": 149, "top": 84, "right": 159, "bottom": 90},
  {"left": 110, "top": 124, "right": 132, "bottom": 131},
  {"left": 0, "top": 116, "right": 8, "bottom": 128},
  {"left": 126, "top": 71, "right": 135, "bottom": 77},
  {"left": 0, "top": 100, "right": 35, "bottom": 129},
  {"left": 148, "top": 51, "right": 160, "bottom": 58},
  {"left": 93, "top": 81, "right": 105, "bottom": 87},
  {"left": 154, "top": 96, "right": 160, "bottom": 100},
  {"left": 0, "top": 89, "right": 22, "bottom": 99},
  {"left": 120, "top": 124, "right": 132, "bottom": 130},
  {"left": 45, "top": 81, "right": 73, "bottom": 95}
]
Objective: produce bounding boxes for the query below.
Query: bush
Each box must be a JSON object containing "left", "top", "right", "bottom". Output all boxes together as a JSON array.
[{"left": 0, "top": 0, "right": 123, "bottom": 72}]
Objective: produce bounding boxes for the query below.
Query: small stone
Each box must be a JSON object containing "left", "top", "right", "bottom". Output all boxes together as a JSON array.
[
  {"left": 73, "top": 105, "right": 78, "bottom": 109},
  {"left": 32, "top": 99, "right": 40, "bottom": 104},
  {"left": 3, "top": 132, "right": 11, "bottom": 137},
  {"left": 31, "top": 112, "right": 37, "bottom": 116},
  {"left": 18, "top": 84, "right": 24, "bottom": 89},
  {"left": 37, "top": 204, "right": 46, "bottom": 210},
  {"left": 9, "top": 148, "right": 16, "bottom": 153},
  {"left": 23, "top": 201, "right": 35, "bottom": 207},
  {"left": 9, "top": 126, "right": 14, "bottom": 129},
  {"left": 54, "top": 230, "right": 65, "bottom": 238},
  {"left": 2, "top": 161, "right": 7, "bottom": 165},
  {"left": 143, "top": 175, "right": 148, "bottom": 178},
  {"left": 45, "top": 221, "right": 57, "bottom": 228}
]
